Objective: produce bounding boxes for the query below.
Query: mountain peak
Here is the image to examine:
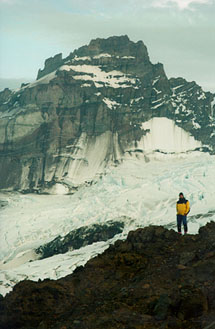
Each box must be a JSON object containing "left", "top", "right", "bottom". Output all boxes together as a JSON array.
[
  {"left": 37, "top": 35, "right": 150, "bottom": 79},
  {"left": 0, "top": 35, "right": 214, "bottom": 193},
  {"left": 82, "top": 35, "right": 149, "bottom": 59},
  {"left": 89, "top": 34, "right": 130, "bottom": 46}
]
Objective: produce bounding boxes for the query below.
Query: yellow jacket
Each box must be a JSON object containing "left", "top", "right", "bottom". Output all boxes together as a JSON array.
[{"left": 176, "top": 199, "right": 190, "bottom": 216}]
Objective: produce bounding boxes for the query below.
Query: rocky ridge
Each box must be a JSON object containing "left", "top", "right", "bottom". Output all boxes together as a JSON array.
[
  {"left": 1, "top": 221, "right": 215, "bottom": 329},
  {"left": 35, "top": 220, "right": 124, "bottom": 259},
  {"left": 0, "top": 35, "right": 214, "bottom": 193}
]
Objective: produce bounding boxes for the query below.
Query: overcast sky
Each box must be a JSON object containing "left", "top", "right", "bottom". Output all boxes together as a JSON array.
[{"left": 0, "top": 0, "right": 214, "bottom": 92}]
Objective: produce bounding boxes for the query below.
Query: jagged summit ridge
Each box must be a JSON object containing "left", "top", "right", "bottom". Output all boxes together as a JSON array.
[
  {"left": 0, "top": 35, "right": 214, "bottom": 193},
  {"left": 37, "top": 35, "right": 150, "bottom": 79},
  {"left": 76, "top": 35, "right": 149, "bottom": 59}
]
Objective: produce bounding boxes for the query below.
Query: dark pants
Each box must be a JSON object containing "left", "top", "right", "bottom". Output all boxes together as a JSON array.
[{"left": 177, "top": 215, "right": 188, "bottom": 233}]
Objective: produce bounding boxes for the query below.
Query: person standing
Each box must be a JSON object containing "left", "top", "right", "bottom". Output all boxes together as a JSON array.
[{"left": 176, "top": 192, "right": 190, "bottom": 234}]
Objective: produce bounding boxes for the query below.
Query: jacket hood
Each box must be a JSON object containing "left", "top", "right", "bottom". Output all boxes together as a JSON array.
[{"left": 177, "top": 198, "right": 187, "bottom": 204}]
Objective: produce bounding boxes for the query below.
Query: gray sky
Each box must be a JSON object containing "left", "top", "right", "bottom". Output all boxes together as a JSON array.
[{"left": 0, "top": 0, "right": 215, "bottom": 92}]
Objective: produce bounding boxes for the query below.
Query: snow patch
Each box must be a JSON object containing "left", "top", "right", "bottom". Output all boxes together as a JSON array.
[
  {"left": 153, "top": 87, "right": 162, "bottom": 94},
  {"left": 130, "top": 96, "right": 144, "bottom": 104},
  {"left": 152, "top": 76, "right": 160, "bottom": 85},
  {"left": 151, "top": 101, "right": 165, "bottom": 109},
  {"left": 103, "top": 97, "right": 120, "bottom": 110},
  {"left": 59, "top": 64, "right": 138, "bottom": 89},
  {"left": 172, "top": 84, "right": 184, "bottom": 91},
  {"left": 73, "top": 56, "right": 91, "bottom": 61},
  {"left": 45, "top": 183, "right": 69, "bottom": 195},
  {"left": 121, "top": 56, "right": 135, "bottom": 59},
  {"left": 211, "top": 96, "right": 215, "bottom": 117},
  {"left": 198, "top": 93, "right": 206, "bottom": 100},
  {"left": 81, "top": 83, "right": 92, "bottom": 88},
  {"left": 152, "top": 98, "right": 163, "bottom": 104},
  {"left": 192, "top": 119, "right": 201, "bottom": 129},
  {"left": 93, "top": 53, "right": 112, "bottom": 59},
  {"left": 22, "top": 71, "right": 57, "bottom": 89}
]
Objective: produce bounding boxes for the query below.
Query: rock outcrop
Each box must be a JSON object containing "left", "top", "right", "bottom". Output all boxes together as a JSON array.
[
  {"left": 37, "top": 53, "right": 63, "bottom": 80},
  {"left": 0, "top": 35, "right": 214, "bottom": 193},
  {"left": 1, "top": 221, "right": 215, "bottom": 329},
  {"left": 35, "top": 221, "right": 124, "bottom": 259}
]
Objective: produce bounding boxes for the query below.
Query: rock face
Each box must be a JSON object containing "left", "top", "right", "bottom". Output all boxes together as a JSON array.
[
  {"left": 0, "top": 35, "right": 214, "bottom": 192},
  {"left": 37, "top": 53, "right": 63, "bottom": 80},
  {"left": 1, "top": 221, "right": 215, "bottom": 329}
]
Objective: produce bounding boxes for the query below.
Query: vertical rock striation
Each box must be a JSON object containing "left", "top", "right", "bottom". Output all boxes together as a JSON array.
[{"left": 0, "top": 35, "right": 214, "bottom": 192}]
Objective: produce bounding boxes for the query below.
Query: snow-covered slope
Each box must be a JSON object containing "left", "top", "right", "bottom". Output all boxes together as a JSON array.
[
  {"left": 1, "top": 151, "right": 215, "bottom": 296},
  {"left": 141, "top": 117, "right": 202, "bottom": 153}
]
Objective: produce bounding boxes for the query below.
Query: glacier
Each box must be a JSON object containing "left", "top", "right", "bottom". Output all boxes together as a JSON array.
[{"left": 0, "top": 118, "right": 215, "bottom": 296}]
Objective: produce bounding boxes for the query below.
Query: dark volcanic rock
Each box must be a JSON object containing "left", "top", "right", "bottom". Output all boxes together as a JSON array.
[
  {"left": 37, "top": 53, "right": 63, "bottom": 80},
  {"left": 0, "top": 88, "right": 12, "bottom": 105},
  {"left": 35, "top": 220, "right": 124, "bottom": 259},
  {"left": 71, "top": 35, "right": 150, "bottom": 61},
  {"left": 1, "top": 221, "right": 215, "bottom": 329},
  {"left": 169, "top": 77, "right": 215, "bottom": 149},
  {"left": 0, "top": 35, "right": 214, "bottom": 193}
]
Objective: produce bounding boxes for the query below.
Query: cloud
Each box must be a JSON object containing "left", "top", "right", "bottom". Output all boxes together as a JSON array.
[{"left": 153, "top": 0, "right": 212, "bottom": 9}]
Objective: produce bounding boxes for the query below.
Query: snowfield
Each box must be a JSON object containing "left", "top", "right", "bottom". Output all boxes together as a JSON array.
[{"left": 0, "top": 151, "right": 215, "bottom": 296}]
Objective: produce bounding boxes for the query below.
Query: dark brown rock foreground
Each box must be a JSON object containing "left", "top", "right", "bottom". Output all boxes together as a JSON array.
[{"left": 1, "top": 222, "right": 215, "bottom": 329}]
